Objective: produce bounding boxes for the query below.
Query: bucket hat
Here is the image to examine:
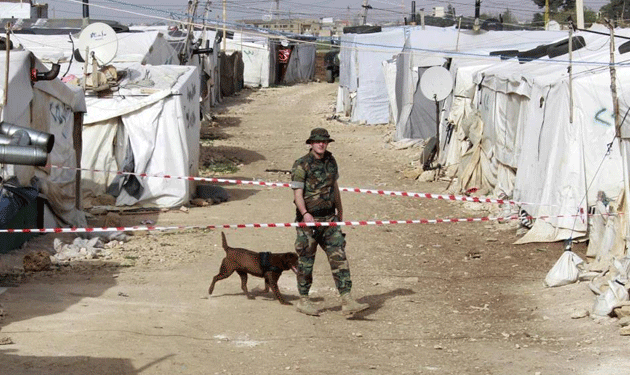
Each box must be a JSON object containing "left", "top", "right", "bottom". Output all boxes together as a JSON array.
[{"left": 306, "top": 128, "right": 335, "bottom": 144}]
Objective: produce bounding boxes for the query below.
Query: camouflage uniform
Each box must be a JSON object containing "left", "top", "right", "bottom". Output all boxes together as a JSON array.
[{"left": 291, "top": 150, "right": 352, "bottom": 296}]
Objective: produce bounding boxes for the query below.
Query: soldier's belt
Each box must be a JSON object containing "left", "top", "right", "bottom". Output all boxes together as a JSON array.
[{"left": 309, "top": 208, "right": 336, "bottom": 217}]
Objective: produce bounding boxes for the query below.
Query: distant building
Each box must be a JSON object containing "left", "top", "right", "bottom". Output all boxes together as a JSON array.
[
  {"left": 238, "top": 18, "right": 322, "bottom": 36},
  {"left": 433, "top": 6, "right": 444, "bottom": 18},
  {"left": 0, "top": 0, "right": 48, "bottom": 19},
  {"left": 238, "top": 18, "right": 349, "bottom": 37}
]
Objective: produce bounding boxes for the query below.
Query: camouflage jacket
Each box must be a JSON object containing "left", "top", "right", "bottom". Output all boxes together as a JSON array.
[{"left": 290, "top": 150, "right": 339, "bottom": 218}]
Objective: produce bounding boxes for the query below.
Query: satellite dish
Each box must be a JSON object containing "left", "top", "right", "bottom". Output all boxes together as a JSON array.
[
  {"left": 262, "top": 14, "right": 272, "bottom": 22},
  {"left": 420, "top": 66, "right": 453, "bottom": 102},
  {"left": 77, "top": 23, "right": 118, "bottom": 65}
]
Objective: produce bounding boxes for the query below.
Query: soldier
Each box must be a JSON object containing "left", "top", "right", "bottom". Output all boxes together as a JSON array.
[{"left": 290, "top": 128, "right": 369, "bottom": 317}]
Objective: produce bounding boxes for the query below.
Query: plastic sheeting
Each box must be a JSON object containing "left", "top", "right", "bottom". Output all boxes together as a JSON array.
[
  {"left": 81, "top": 64, "right": 200, "bottom": 208},
  {"left": 282, "top": 43, "right": 316, "bottom": 84},
  {"left": 437, "top": 29, "right": 630, "bottom": 243},
  {"left": 337, "top": 27, "right": 406, "bottom": 124},
  {"left": 0, "top": 51, "right": 86, "bottom": 228}
]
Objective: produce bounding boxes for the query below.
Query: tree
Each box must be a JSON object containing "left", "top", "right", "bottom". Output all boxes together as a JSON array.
[
  {"left": 600, "top": 0, "right": 630, "bottom": 21},
  {"left": 502, "top": 8, "right": 518, "bottom": 24}
]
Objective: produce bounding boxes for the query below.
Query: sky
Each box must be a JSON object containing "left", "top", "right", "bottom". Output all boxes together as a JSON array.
[{"left": 42, "top": 0, "right": 614, "bottom": 26}]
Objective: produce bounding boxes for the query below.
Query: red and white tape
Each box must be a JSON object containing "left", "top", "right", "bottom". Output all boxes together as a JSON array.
[
  {"left": 49, "top": 165, "right": 541, "bottom": 207},
  {"left": 0, "top": 212, "right": 618, "bottom": 234}
]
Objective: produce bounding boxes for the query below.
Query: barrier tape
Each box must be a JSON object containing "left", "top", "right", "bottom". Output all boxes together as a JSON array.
[
  {"left": 0, "top": 212, "right": 618, "bottom": 234},
  {"left": 48, "top": 165, "right": 540, "bottom": 207}
]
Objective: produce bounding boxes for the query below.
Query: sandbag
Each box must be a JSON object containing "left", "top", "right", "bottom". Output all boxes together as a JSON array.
[
  {"left": 544, "top": 250, "right": 584, "bottom": 287},
  {"left": 592, "top": 280, "right": 629, "bottom": 316}
]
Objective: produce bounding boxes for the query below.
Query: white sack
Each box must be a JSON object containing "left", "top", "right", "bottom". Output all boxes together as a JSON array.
[
  {"left": 592, "top": 280, "right": 629, "bottom": 316},
  {"left": 544, "top": 250, "right": 584, "bottom": 287}
]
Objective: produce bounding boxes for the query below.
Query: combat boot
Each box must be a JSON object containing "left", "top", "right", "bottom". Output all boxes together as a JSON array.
[
  {"left": 296, "top": 296, "right": 319, "bottom": 316},
  {"left": 341, "top": 292, "right": 369, "bottom": 315}
]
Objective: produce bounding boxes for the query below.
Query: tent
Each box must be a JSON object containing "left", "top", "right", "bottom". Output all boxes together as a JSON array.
[
  {"left": 0, "top": 50, "right": 86, "bottom": 228},
  {"left": 80, "top": 64, "right": 200, "bottom": 208},
  {"left": 439, "top": 28, "right": 629, "bottom": 243},
  {"left": 224, "top": 32, "right": 316, "bottom": 88},
  {"left": 16, "top": 30, "right": 201, "bottom": 208},
  {"left": 389, "top": 28, "right": 568, "bottom": 142},
  {"left": 336, "top": 26, "right": 407, "bottom": 124}
]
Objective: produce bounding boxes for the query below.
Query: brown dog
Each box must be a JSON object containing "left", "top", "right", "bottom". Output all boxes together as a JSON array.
[{"left": 208, "top": 232, "right": 299, "bottom": 305}]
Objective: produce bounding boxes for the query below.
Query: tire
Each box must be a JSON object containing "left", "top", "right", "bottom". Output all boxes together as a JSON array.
[
  {"left": 326, "top": 69, "right": 335, "bottom": 83},
  {"left": 620, "top": 40, "right": 630, "bottom": 55}
]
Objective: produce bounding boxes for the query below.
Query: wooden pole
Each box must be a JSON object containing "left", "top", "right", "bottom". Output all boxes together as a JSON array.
[
  {"left": 606, "top": 19, "right": 630, "bottom": 250},
  {"left": 3, "top": 23, "right": 11, "bottom": 115},
  {"left": 222, "top": 0, "right": 226, "bottom": 51},
  {"left": 569, "top": 27, "right": 573, "bottom": 123}
]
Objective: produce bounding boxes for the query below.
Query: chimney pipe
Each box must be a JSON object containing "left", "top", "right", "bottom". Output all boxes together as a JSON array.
[
  {"left": 411, "top": 1, "right": 416, "bottom": 24},
  {"left": 82, "top": 0, "right": 90, "bottom": 28}
]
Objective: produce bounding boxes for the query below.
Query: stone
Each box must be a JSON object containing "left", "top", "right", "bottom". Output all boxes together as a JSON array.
[
  {"left": 103, "top": 212, "right": 122, "bottom": 228},
  {"left": 23, "top": 251, "right": 52, "bottom": 272},
  {"left": 191, "top": 198, "right": 209, "bottom": 207},
  {"left": 571, "top": 309, "right": 589, "bottom": 319},
  {"left": 618, "top": 316, "right": 630, "bottom": 327},
  {"left": 402, "top": 168, "right": 423, "bottom": 180},
  {"left": 95, "top": 194, "right": 117, "bottom": 206},
  {"left": 613, "top": 305, "right": 630, "bottom": 319}
]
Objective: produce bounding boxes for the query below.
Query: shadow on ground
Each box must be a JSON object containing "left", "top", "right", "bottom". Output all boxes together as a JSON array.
[{"left": 0, "top": 351, "right": 174, "bottom": 375}]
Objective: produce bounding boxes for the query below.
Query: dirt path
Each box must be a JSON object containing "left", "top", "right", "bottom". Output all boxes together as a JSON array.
[{"left": 1, "top": 82, "right": 629, "bottom": 375}]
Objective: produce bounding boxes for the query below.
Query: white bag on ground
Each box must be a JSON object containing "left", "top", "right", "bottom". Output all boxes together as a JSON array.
[
  {"left": 544, "top": 250, "right": 584, "bottom": 287},
  {"left": 592, "top": 280, "right": 629, "bottom": 316}
]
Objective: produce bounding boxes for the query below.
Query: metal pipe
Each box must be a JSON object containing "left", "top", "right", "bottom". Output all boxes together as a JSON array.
[
  {"left": 82, "top": 0, "right": 89, "bottom": 18},
  {"left": 31, "top": 63, "right": 60, "bottom": 81},
  {"left": 0, "top": 144, "right": 48, "bottom": 166},
  {"left": 0, "top": 122, "right": 54, "bottom": 152}
]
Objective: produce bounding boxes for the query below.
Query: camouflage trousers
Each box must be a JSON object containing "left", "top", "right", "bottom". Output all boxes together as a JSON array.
[{"left": 294, "top": 217, "right": 352, "bottom": 296}]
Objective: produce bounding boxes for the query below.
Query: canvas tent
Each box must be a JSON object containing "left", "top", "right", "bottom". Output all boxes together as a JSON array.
[
  {"left": 79, "top": 64, "right": 200, "bottom": 208},
  {"left": 336, "top": 27, "right": 407, "bottom": 125},
  {"left": 389, "top": 28, "right": 569, "bottom": 142},
  {"left": 16, "top": 30, "right": 201, "bottom": 208},
  {"left": 225, "top": 33, "right": 274, "bottom": 88},
  {"left": 129, "top": 26, "right": 222, "bottom": 109},
  {"left": 0, "top": 50, "right": 86, "bottom": 228},
  {"left": 224, "top": 32, "right": 316, "bottom": 88},
  {"left": 438, "top": 28, "right": 630, "bottom": 243}
]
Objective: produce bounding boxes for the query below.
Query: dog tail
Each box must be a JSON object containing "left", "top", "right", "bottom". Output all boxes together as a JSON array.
[{"left": 221, "top": 231, "right": 228, "bottom": 250}]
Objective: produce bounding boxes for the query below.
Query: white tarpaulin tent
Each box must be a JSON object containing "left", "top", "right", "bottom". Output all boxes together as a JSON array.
[
  {"left": 0, "top": 50, "right": 86, "bottom": 227},
  {"left": 225, "top": 33, "right": 274, "bottom": 88},
  {"left": 225, "top": 32, "right": 315, "bottom": 87},
  {"left": 13, "top": 30, "right": 179, "bottom": 68},
  {"left": 80, "top": 64, "right": 200, "bottom": 208},
  {"left": 440, "top": 28, "right": 629, "bottom": 243},
  {"left": 390, "top": 28, "right": 568, "bottom": 142},
  {"left": 16, "top": 31, "right": 200, "bottom": 208},
  {"left": 336, "top": 27, "right": 407, "bottom": 124}
]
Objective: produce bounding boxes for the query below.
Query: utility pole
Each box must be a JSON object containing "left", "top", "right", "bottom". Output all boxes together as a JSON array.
[
  {"left": 545, "top": 0, "right": 549, "bottom": 30},
  {"left": 410, "top": 1, "right": 416, "bottom": 25},
  {"left": 576, "top": 0, "right": 584, "bottom": 29},
  {"left": 222, "top": 0, "right": 226, "bottom": 51},
  {"left": 473, "top": 0, "right": 480, "bottom": 32},
  {"left": 604, "top": 18, "right": 630, "bottom": 253},
  {"left": 360, "top": 0, "right": 372, "bottom": 25},
  {"left": 401, "top": 0, "right": 405, "bottom": 25}
]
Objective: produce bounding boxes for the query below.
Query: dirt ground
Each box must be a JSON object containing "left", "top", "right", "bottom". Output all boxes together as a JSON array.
[{"left": 1, "top": 81, "right": 630, "bottom": 375}]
